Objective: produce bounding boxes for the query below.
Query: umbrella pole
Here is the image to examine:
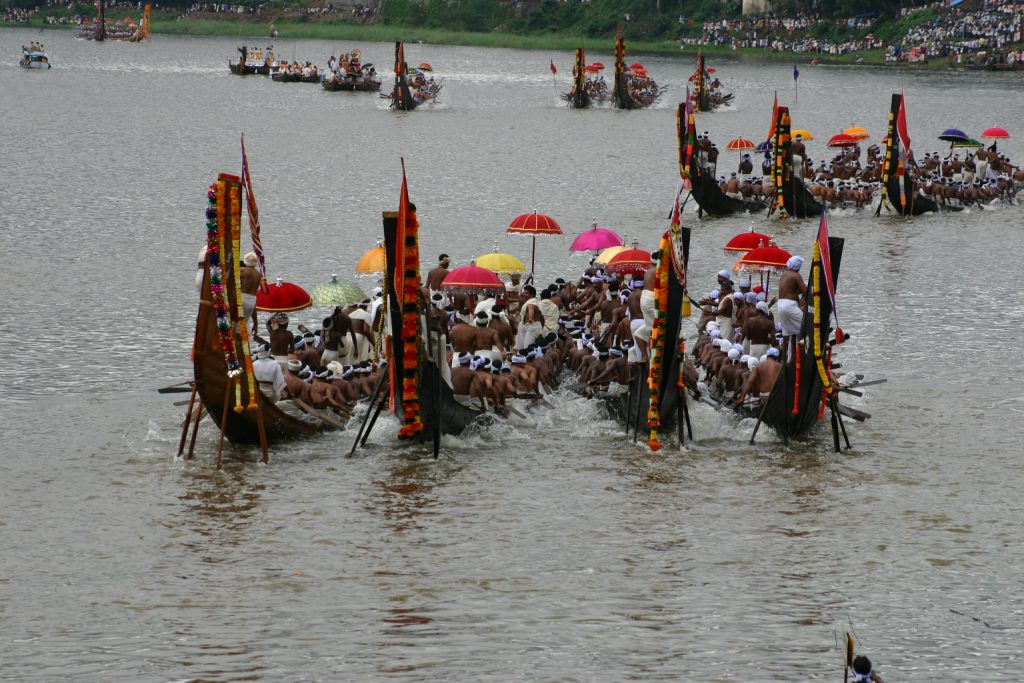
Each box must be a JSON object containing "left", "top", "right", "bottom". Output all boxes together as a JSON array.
[{"left": 530, "top": 236, "right": 537, "bottom": 284}]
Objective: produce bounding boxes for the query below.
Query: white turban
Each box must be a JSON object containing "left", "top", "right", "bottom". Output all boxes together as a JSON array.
[
  {"left": 756, "top": 301, "right": 770, "bottom": 314},
  {"left": 727, "top": 348, "right": 740, "bottom": 361},
  {"left": 786, "top": 256, "right": 805, "bottom": 271},
  {"left": 747, "top": 357, "right": 760, "bottom": 370},
  {"left": 243, "top": 251, "right": 258, "bottom": 267}
]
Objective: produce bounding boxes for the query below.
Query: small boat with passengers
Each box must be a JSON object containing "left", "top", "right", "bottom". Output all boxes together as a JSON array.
[{"left": 20, "top": 44, "right": 51, "bottom": 69}]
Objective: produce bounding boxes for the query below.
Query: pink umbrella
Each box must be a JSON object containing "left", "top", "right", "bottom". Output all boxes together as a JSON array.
[
  {"left": 441, "top": 265, "right": 505, "bottom": 292},
  {"left": 569, "top": 222, "right": 623, "bottom": 252}
]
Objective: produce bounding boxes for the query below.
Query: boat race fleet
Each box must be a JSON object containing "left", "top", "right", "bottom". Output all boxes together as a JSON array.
[{"left": 21, "top": 17, "right": 1021, "bottom": 475}]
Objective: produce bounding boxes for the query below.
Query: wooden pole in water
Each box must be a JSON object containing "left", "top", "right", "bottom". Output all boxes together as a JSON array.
[
  {"left": 433, "top": 331, "right": 443, "bottom": 459},
  {"left": 186, "top": 400, "right": 204, "bottom": 460},
  {"left": 348, "top": 370, "right": 387, "bottom": 456},
  {"left": 215, "top": 383, "right": 232, "bottom": 469},
  {"left": 254, "top": 403, "right": 269, "bottom": 464},
  {"left": 177, "top": 384, "right": 198, "bottom": 458},
  {"left": 831, "top": 395, "right": 851, "bottom": 449},
  {"left": 829, "top": 395, "right": 841, "bottom": 452}
]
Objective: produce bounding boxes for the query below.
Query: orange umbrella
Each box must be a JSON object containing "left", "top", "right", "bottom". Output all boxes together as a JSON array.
[
  {"left": 726, "top": 137, "right": 756, "bottom": 152},
  {"left": 355, "top": 244, "right": 385, "bottom": 274}
]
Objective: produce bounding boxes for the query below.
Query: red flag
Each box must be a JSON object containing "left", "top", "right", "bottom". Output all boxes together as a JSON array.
[
  {"left": 766, "top": 90, "right": 778, "bottom": 142},
  {"left": 815, "top": 210, "right": 837, "bottom": 324},
  {"left": 549, "top": 59, "right": 557, "bottom": 75},
  {"left": 240, "top": 135, "right": 268, "bottom": 291},
  {"left": 896, "top": 90, "right": 911, "bottom": 150}
]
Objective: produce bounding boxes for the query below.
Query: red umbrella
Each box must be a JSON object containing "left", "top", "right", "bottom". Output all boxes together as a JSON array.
[
  {"left": 724, "top": 229, "right": 772, "bottom": 253},
  {"left": 569, "top": 223, "right": 623, "bottom": 252},
  {"left": 441, "top": 265, "right": 506, "bottom": 292},
  {"left": 827, "top": 133, "right": 860, "bottom": 148},
  {"left": 605, "top": 248, "right": 652, "bottom": 275},
  {"left": 591, "top": 61, "right": 605, "bottom": 69},
  {"left": 508, "top": 211, "right": 562, "bottom": 279},
  {"left": 631, "top": 68, "right": 648, "bottom": 76},
  {"left": 980, "top": 126, "right": 1010, "bottom": 139},
  {"left": 256, "top": 278, "right": 313, "bottom": 312},
  {"left": 726, "top": 137, "right": 756, "bottom": 152},
  {"left": 629, "top": 62, "right": 645, "bottom": 70},
  {"left": 584, "top": 65, "right": 601, "bottom": 73},
  {"left": 733, "top": 245, "right": 792, "bottom": 273}
]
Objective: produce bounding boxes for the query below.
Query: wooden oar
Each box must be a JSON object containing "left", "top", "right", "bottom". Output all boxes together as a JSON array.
[
  {"left": 348, "top": 370, "right": 387, "bottom": 457},
  {"left": 158, "top": 381, "right": 194, "bottom": 394},
  {"left": 836, "top": 403, "right": 870, "bottom": 422},
  {"left": 293, "top": 399, "right": 348, "bottom": 430}
]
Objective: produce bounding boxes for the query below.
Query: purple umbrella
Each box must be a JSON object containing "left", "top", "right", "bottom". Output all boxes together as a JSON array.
[
  {"left": 938, "top": 128, "right": 968, "bottom": 142},
  {"left": 569, "top": 222, "right": 624, "bottom": 252},
  {"left": 756, "top": 139, "right": 772, "bottom": 152}
]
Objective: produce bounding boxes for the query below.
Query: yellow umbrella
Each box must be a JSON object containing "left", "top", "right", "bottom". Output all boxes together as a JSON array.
[
  {"left": 475, "top": 251, "right": 527, "bottom": 274},
  {"left": 791, "top": 129, "right": 814, "bottom": 141},
  {"left": 594, "top": 245, "right": 628, "bottom": 265},
  {"left": 355, "top": 245, "right": 385, "bottom": 274},
  {"left": 843, "top": 126, "right": 870, "bottom": 140}
]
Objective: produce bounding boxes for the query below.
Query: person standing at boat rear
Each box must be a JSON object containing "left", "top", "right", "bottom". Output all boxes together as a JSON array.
[
  {"left": 777, "top": 256, "right": 806, "bottom": 358},
  {"left": 240, "top": 252, "right": 261, "bottom": 335},
  {"left": 252, "top": 343, "right": 286, "bottom": 403},
  {"left": 715, "top": 278, "right": 736, "bottom": 344},
  {"left": 516, "top": 285, "right": 544, "bottom": 349},
  {"left": 427, "top": 253, "right": 451, "bottom": 300}
]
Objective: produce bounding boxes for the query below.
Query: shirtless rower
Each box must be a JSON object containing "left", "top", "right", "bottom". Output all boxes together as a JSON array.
[
  {"left": 239, "top": 253, "right": 262, "bottom": 333},
  {"left": 267, "top": 313, "right": 294, "bottom": 367},
  {"left": 777, "top": 255, "right": 806, "bottom": 358},
  {"left": 733, "top": 347, "right": 782, "bottom": 407},
  {"left": 426, "top": 254, "right": 451, "bottom": 296},
  {"left": 743, "top": 301, "right": 775, "bottom": 357}
]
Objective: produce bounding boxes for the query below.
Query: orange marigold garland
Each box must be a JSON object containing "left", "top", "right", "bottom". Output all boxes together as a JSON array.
[
  {"left": 645, "top": 232, "right": 672, "bottom": 451},
  {"left": 397, "top": 199, "right": 424, "bottom": 439},
  {"left": 228, "top": 181, "right": 259, "bottom": 412}
]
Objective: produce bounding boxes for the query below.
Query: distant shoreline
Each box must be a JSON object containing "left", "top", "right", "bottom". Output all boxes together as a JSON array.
[{"left": 3, "top": 18, "right": 968, "bottom": 71}]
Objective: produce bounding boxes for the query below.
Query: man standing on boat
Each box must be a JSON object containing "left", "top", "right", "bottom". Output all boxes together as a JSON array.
[
  {"left": 240, "top": 252, "right": 261, "bottom": 334},
  {"left": 427, "top": 254, "right": 451, "bottom": 296},
  {"left": 777, "top": 256, "right": 806, "bottom": 358}
]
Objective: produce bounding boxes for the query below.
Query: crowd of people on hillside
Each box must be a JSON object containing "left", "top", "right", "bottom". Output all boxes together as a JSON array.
[{"left": 681, "top": 11, "right": 881, "bottom": 56}]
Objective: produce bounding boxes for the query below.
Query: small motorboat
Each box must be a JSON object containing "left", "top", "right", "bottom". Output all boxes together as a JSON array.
[{"left": 20, "top": 48, "right": 51, "bottom": 70}]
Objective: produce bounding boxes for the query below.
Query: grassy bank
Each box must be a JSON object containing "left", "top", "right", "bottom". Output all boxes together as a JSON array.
[{"left": 8, "top": 15, "right": 933, "bottom": 68}]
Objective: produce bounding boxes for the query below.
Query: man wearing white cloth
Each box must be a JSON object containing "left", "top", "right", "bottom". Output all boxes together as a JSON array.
[
  {"left": 777, "top": 255, "right": 807, "bottom": 358},
  {"left": 515, "top": 285, "right": 543, "bottom": 349}
]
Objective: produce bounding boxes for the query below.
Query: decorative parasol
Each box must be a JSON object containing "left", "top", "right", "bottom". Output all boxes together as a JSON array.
[
  {"left": 507, "top": 210, "right": 562, "bottom": 280},
  {"left": 629, "top": 62, "right": 645, "bottom": 70},
  {"left": 756, "top": 140, "right": 773, "bottom": 152},
  {"left": 938, "top": 128, "right": 968, "bottom": 142},
  {"left": 733, "top": 245, "right": 792, "bottom": 273},
  {"left": 594, "top": 245, "right": 628, "bottom": 265},
  {"left": 980, "top": 126, "right": 1010, "bottom": 139},
  {"left": 310, "top": 275, "right": 367, "bottom": 307},
  {"left": 726, "top": 137, "right": 756, "bottom": 151},
  {"left": 791, "top": 129, "right": 814, "bottom": 140},
  {"left": 441, "top": 265, "right": 506, "bottom": 294},
  {"left": 724, "top": 228, "right": 772, "bottom": 253},
  {"left": 569, "top": 222, "right": 623, "bottom": 252},
  {"left": 827, "top": 133, "right": 860, "bottom": 148},
  {"left": 355, "top": 244, "right": 385, "bottom": 274},
  {"left": 418, "top": 62, "right": 433, "bottom": 72},
  {"left": 591, "top": 61, "right": 605, "bottom": 69},
  {"left": 475, "top": 251, "right": 527, "bottom": 274},
  {"left": 605, "top": 248, "right": 653, "bottom": 276},
  {"left": 842, "top": 126, "right": 870, "bottom": 140},
  {"left": 584, "top": 65, "right": 601, "bottom": 73},
  {"left": 951, "top": 138, "right": 984, "bottom": 148},
  {"left": 256, "top": 278, "right": 313, "bottom": 312}
]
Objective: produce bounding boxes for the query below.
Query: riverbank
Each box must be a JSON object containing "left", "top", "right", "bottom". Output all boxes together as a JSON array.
[{"left": 6, "top": 16, "right": 950, "bottom": 69}]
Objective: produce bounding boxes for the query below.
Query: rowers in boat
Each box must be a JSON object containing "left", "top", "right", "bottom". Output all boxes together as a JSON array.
[
  {"left": 388, "top": 42, "right": 442, "bottom": 111},
  {"left": 229, "top": 45, "right": 278, "bottom": 75},
  {"left": 272, "top": 61, "right": 321, "bottom": 83},
  {"left": 322, "top": 49, "right": 381, "bottom": 92},
  {"left": 19, "top": 43, "right": 51, "bottom": 69}
]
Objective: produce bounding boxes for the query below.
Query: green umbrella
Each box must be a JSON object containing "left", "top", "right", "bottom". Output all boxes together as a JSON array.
[
  {"left": 951, "top": 138, "right": 983, "bottom": 148},
  {"left": 310, "top": 274, "right": 367, "bottom": 307}
]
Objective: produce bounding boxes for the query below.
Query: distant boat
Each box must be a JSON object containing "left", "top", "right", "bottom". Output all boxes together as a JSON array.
[{"left": 19, "top": 48, "right": 51, "bottom": 69}]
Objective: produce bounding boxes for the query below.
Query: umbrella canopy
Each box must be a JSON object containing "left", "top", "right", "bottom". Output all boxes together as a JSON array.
[
  {"left": 724, "top": 229, "right": 773, "bottom": 253},
  {"left": 827, "top": 133, "right": 860, "bottom": 148},
  {"left": 355, "top": 245, "right": 385, "bottom": 274},
  {"left": 310, "top": 275, "right": 367, "bottom": 308},
  {"left": 734, "top": 245, "right": 792, "bottom": 273},
  {"left": 441, "top": 266, "right": 505, "bottom": 292},
  {"left": 594, "top": 245, "right": 628, "bottom": 265},
  {"left": 605, "top": 248, "right": 653, "bottom": 275},
  {"left": 631, "top": 67, "right": 648, "bottom": 76},
  {"left": 791, "top": 129, "right": 814, "bottom": 140},
  {"left": 256, "top": 278, "right": 313, "bottom": 312},
  {"left": 843, "top": 126, "right": 870, "bottom": 140},
  {"left": 980, "top": 126, "right": 1010, "bottom": 139},
  {"left": 756, "top": 140, "right": 772, "bottom": 152},
  {"left": 726, "top": 136, "right": 756, "bottom": 151},
  {"left": 584, "top": 65, "right": 600, "bottom": 73},
  {"left": 569, "top": 223, "right": 623, "bottom": 252},
  {"left": 951, "top": 138, "right": 984, "bottom": 148},
  {"left": 507, "top": 211, "right": 562, "bottom": 235},
  {"left": 628, "top": 62, "right": 645, "bottom": 70},
  {"left": 938, "top": 128, "right": 968, "bottom": 142},
  {"left": 591, "top": 61, "right": 605, "bottom": 69},
  {"left": 418, "top": 62, "right": 433, "bottom": 72},
  {"left": 475, "top": 252, "right": 527, "bottom": 274}
]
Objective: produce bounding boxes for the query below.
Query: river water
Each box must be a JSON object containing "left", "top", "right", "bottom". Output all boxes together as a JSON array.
[{"left": 2, "top": 27, "right": 1024, "bottom": 681}]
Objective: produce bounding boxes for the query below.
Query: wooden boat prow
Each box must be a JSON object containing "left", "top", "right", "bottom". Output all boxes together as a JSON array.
[{"left": 192, "top": 174, "right": 332, "bottom": 446}]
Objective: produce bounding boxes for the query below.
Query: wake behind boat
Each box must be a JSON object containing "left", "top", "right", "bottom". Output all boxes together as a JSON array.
[
  {"left": 388, "top": 42, "right": 441, "bottom": 111},
  {"left": 612, "top": 27, "right": 663, "bottom": 109}
]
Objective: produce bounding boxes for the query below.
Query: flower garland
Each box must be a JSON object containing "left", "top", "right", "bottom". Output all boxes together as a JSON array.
[
  {"left": 645, "top": 232, "right": 672, "bottom": 452},
  {"left": 228, "top": 180, "right": 259, "bottom": 412},
  {"left": 206, "top": 182, "right": 242, "bottom": 378},
  {"left": 397, "top": 207, "right": 424, "bottom": 439}
]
